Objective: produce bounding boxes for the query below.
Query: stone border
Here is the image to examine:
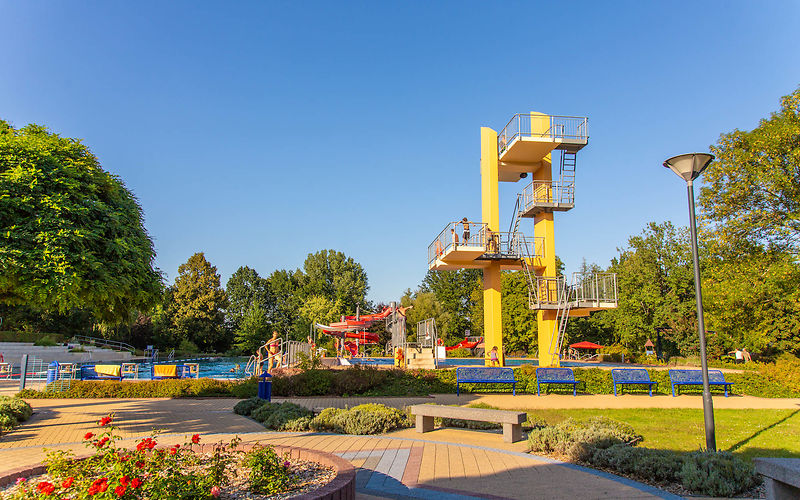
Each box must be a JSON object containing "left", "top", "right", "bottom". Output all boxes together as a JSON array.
[{"left": 0, "top": 444, "right": 355, "bottom": 500}]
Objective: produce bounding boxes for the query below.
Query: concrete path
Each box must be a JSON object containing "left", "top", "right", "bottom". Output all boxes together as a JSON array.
[{"left": 1, "top": 398, "right": 679, "bottom": 499}]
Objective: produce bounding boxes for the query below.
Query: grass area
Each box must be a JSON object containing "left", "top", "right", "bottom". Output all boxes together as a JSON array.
[{"left": 523, "top": 408, "right": 800, "bottom": 461}]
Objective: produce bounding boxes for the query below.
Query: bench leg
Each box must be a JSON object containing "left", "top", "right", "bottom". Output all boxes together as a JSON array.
[
  {"left": 613, "top": 383, "right": 617, "bottom": 397},
  {"left": 537, "top": 382, "right": 540, "bottom": 397},
  {"left": 649, "top": 385, "right": 652, "bottom": 397},
  {"left": 503, "top": 423, "right": 523, "bottom": 443},
  {"left": 456, "top": 383, "right": 460, "bottom": 397},
  {"left": 573, "top": 384, "right": 577, "bottom": 397},
  {"left": 672, "top": 384, "right": 676, "bottom": 397},
  {"left": 416, "top": 415, "right": 434, "bottom": 433}
]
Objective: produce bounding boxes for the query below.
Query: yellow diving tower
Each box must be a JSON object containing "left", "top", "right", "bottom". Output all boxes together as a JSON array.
[{"left": 428, "top": 112, "right": 617, "bottom": 367}]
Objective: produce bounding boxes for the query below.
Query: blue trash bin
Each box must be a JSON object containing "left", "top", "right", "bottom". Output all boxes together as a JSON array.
[
  {"left": 46, "top": 361, "right": 59, "bottom": 384},
  {"left": 257, "top": 371, "right": 272, "bottom": 401}
]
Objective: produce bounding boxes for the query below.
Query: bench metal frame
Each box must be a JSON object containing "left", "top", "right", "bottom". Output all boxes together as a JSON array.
[
  {"left": 455, "top": 367, "right": 516, "bottom": 396},
  {"left": 668, "top": 369, "right": 733, "bottom": 397},
  {"left": 611, "top": 368, "right": 658, "bottom": 397},
  {"left": 536, "top": 367, "right": 580, "bottom": 396},
  {"left": 79, "top": 365, "right": 123, "bottom": 381}
]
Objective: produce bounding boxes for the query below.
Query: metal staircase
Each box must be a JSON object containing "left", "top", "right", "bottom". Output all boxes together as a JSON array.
[
  {"left": 558, "top": 149, "right": 577, "bottom": 204},
  {"left": 549, "top": 278, "right": 574, "bottom": 361}
]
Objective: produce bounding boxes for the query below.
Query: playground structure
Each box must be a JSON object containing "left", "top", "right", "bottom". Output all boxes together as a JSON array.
[
  {"left": 428, "top": 113, "right": 618, "bottom": 367},
  {"left": 445, "top": 336, "right": 484, "bottom": 356},
  {"left": 315, "top": 306, "right": 398, "bottom": 358}
]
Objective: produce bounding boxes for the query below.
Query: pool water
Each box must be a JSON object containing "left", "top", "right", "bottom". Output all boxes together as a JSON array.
[{"left": 131, "top": 356, "right": 620, "bottom": 380}]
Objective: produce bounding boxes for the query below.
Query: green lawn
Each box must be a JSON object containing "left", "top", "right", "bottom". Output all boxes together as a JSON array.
[{"left": 522, "top": 408, "right": 800, "bottom": 461}]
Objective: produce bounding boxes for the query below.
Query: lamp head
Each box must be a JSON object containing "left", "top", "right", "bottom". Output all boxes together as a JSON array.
[{"left": 663, "top": 153, "right": 715, "bottom": 182}]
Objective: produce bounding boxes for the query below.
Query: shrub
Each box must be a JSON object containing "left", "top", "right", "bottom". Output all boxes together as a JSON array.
[
  {"left": 309, "top": 404, "right": 410, "bottom": 435},
  {"left": 233, "top": 397, "right": 266, "bottom": 416},
  {"left": 0, "top": 396, "right": 33, "bottom": 432},
  {"left": 251, "top": 402, "right": 313, "bottom": 431},
  {"left": 33, "top": 334, "right": 60, "bottom": 346},
  {"left": 446, "top": 347, "right": 471, "bottom": 358},
  {"left": 243, "top": 445, "right": 298, "bottom": 494},
  {"left": 19, "top": 378, "right": 258, "bottom": 399},
  {"left": 590, "top": 444, "right": 684, "bottom": 482},
  {"left": 679, "top": 450, "right": 759, "bottom": 497},
  {"left": 528, "top": 416, "right": 641, "bottom": 461}
]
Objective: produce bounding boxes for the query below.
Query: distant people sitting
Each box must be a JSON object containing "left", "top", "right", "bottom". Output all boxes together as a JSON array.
[{"left": 741, "top": 348, "right": 752, "bottom": 363}]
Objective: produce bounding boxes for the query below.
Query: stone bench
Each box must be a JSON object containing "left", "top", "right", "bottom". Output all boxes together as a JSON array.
[
  {"left": 754, "top": 458, "right": 800, "bottom": 500},
  {"left": 409, "top": 404, "right": 527, "bottom": 443}
]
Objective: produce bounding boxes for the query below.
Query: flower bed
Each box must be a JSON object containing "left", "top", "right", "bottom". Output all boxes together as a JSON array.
[{"left": 0, "top": 415, "right": 355, "bottom": 499}]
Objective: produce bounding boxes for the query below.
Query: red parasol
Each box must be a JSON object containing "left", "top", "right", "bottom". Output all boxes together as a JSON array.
[{"left": 569, "top": 341, "right": 604, "bottom": 350}]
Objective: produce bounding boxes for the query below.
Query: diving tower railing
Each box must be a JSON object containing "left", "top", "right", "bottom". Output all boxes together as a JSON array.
[
  {"left": 519, "top": 181, "right": 575, "bottom": 214},
  {"left": 498, "top": 114, "right": 588, "bottom": 155},
  {"left": 529, "top": 272, "right": 618, "bottom": 310},
  {"left": 427, "top": 221, "right": 545, "bottom": 268}
]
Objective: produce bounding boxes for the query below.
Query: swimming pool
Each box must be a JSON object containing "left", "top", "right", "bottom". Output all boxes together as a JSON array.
[{"left": 127, "top": 356, "right": 621, "bottom": 380}]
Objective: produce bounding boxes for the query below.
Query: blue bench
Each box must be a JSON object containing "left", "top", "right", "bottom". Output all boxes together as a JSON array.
[
  {"left": 536, "top": 367, "right": 581, "bottom": 396},
  {"left": 669, "top": 369, "right": 733, "bottom": 397},
  {"left": 80, "top": 365, "right": 123, "bottom": 381},
  {"left": 611, "top": 368, "right": 657, "bottom": 396},
  {"left": 456, "top": 367, "right": 516, "bottom": 396}
]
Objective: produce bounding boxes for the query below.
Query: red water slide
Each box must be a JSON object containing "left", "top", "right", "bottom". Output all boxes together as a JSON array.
[
  {"left": 445, "top": 336, "right": 484, "bottom": 351},
  {"left": 315, "top": 306, "right": 396, "bottom": 345}
]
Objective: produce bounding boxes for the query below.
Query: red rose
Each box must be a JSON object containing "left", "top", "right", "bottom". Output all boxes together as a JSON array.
[
  {"left": 84, "top": 432, "right": 95, "bottom": 440},
  {"left": 114, "top": 485, "right": 126, "bottom": 496},
  {"left": 61, "top": 477, "right": 74, "bottom": 488},
  {"left": 119, "top": 476, "right": 129, "bottom": 486},
  {"left": 95, "top": 437, "right": 110, "bottom": 448},
  {"left": 98, "top": 416, "right": 113, "bottom": 427},
  {"left": 135, "top": 461, "right": 145, "bottom": 469},
  {"left": 36, "top": 481, "right": 56, "bottom": 495},
  {"left": 130, "top": 477, "right": 142, "bottom": 489},
  {"left": 191, "top": 434, "right": 200, "bottom": 444}
]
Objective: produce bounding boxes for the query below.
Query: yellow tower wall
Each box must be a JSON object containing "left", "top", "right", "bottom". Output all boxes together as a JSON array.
[
  {"left": 531, "top": 112, "right": 560, "bottom": 367},
  {"left": 480, "top": 127, "right": 504, "bottom": 366}
]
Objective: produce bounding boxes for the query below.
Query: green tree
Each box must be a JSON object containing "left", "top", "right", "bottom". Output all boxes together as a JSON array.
[
  {"left": 421, "top": 269, "right": 481, "bottom": 342},
  {"left": 599, "top": 222, "right": 697, "bottom": 356},
  {"left": 470, "top": 271, "right": 538, "bottom": 354},
  {"left": 234, "top": 303, "right": 271, "bottom": 354},
  {"left": 700, "top": 86, "right": 800, "bottom": 254},
  {"left": 400, "top": 290, "right": 451, "bottom": 342},
  {"left": 0, "top": 120, "right": 162, "bottom": 322},
  {"left": 226, "top": 266, "right": 270, "bottom": 332},
  {"left": 171, "top": 252, "right": 229, "bottom": 351},
  {"left": 703, "top": 251, "right": 800, "bottom": 356},
  {"left": 302, "top": 249, "right": 368, "bottom": 314},
  {"left": 266, "top": 269, "right": 305, "bottom": 338}
]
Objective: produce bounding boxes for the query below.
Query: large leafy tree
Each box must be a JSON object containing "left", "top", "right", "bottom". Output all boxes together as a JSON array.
[
  {"left": 400, "top": 290, "right": 451, "bottom": 342},
  {"left": 0, "top": 120, "right": 162, "bottom": 322},
  {"left": 421, "top": 269, "right": 481, "bottom": 341},
  {"left": 302, "top": 249, "right": 368, "bottom": 314},
  {"left": 171, "top": 252, "right": 229, "bottom": 351},
  {"left": 598, "top": 222, "right": 697, "bottom": 356},
  {"left": 225, "top": 266, "right": 270, "bottom": 332},
  {"left": 700, "top": 86, "right": 800, "bottom": 254},
  {"left": 266, "top": 269, "right": 305, "bottom": 338}
]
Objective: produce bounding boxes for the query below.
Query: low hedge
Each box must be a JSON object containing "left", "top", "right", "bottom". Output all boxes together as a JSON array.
[
  {"left": 235, "top": 399, "right": 411, "bottom": 435},
  {"left": 0, "top": 396, "right": 33, "bottom": 433},
  {"left": 529, "top": 416, "right": 759, "bottom": 497},
  {"left": 17, "top": 359, "right": 800, "bottom": 399}
]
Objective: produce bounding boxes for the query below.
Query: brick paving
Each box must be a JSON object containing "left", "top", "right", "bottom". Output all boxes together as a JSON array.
[{"left": 0, "top": 398, "right": 682, "bottom": 499}]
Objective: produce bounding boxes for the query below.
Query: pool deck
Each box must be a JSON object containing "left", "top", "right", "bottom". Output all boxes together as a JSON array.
[{"left": 3, "top": 395, "right": 797, "bottom": 498}]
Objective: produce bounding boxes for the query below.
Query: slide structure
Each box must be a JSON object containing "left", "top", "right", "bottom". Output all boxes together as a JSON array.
[
  {"left": 445, "top": 336, "right": 484, "bottom": 352},
  {"left": 315, "top": 306, "right": 396, "bottom": 345}
]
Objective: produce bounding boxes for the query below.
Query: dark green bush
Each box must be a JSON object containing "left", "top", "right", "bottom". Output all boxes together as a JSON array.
[
  {"left": 309, "top": 404, "right": 411, "bottom": 435},
  {"left": 19, "top": 378, "right": 258, "bottom": 399},
  {"left": 0, "top": 396, "right": 33, "bottom": 432},
  {"left": 590, "top": 444, "right": 684, "bottom": 482},
  {"left": 251, "top": 402, "right": 313, "bottom": 431},
  {"left": 679, "top": 450, "right": 759, "bottom": 497},
  {"left": 233, "top": 396, "right": 267, "bottom": 416},
  {"left": 528, "top": 416, "right": 641, "bottom": 461}
]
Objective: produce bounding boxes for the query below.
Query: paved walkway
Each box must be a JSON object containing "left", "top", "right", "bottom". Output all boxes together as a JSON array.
[{"left": 1, "top": 398, "right": 680, "bottom": 499}]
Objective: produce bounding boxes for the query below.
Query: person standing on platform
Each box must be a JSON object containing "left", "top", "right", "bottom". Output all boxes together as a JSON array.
[{"left": 461, "top": 217, "right": 472, "bottom": 244}]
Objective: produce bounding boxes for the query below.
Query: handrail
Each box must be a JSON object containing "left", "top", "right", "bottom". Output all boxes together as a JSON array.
[
  {"left": 519, "top": 181, "right": 575, "bottom": 210},
  {"left": 498, "top": 114, "right": 588, "bottom": 155},
  {"left": 73, "top": 335, "right": 135, "bottom": 353},
  {"left": 428, "top": 221, "right": 487, "bottom": 267}
]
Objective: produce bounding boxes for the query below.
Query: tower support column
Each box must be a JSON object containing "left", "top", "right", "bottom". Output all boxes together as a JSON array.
[{"left": 480, "top": 127, "right": 504, "bottom": 366}]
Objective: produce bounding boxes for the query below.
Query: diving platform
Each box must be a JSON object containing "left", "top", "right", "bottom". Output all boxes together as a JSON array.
[
  {"left": 497, "top": 114, "right": 587, "bottom": 182},
  {"left": 427, "top": 221, "right": 545, "bottom": 272},
  {"left": 529, "top": 273, "right": 618, "bottom": 313}
]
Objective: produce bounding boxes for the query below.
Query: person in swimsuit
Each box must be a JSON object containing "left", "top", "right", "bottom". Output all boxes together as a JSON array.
[
  {"left": 461, "top": 217, "right": 471, "bottom": 243},
  {"left": 489, "top": 346, "right": 500, "bottom": 366}
]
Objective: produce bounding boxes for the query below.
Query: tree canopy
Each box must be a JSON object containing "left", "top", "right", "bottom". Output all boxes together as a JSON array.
[
  {"left": 171, "top": 252, "right": 229, "bottom": 351},
  {"left": 700, "top": 86, "right": 800, "bottom": 254},
  {"left": 0, "top": 120, "right": 162, "bottom": 322}
]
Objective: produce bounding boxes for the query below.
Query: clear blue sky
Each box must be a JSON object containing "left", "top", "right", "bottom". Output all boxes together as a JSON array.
[{"left": 2, "top": 1, "right": 799, "bottom": 305}]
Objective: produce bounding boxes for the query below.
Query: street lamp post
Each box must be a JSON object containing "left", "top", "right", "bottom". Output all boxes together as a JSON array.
[{"left": 663, "top": 152, "right": 717, "bottom": 452}]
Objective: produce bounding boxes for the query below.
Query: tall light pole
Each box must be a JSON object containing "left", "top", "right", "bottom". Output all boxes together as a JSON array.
[{"left": 663, "top": 152, "right": 716, "bottom": 451}]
